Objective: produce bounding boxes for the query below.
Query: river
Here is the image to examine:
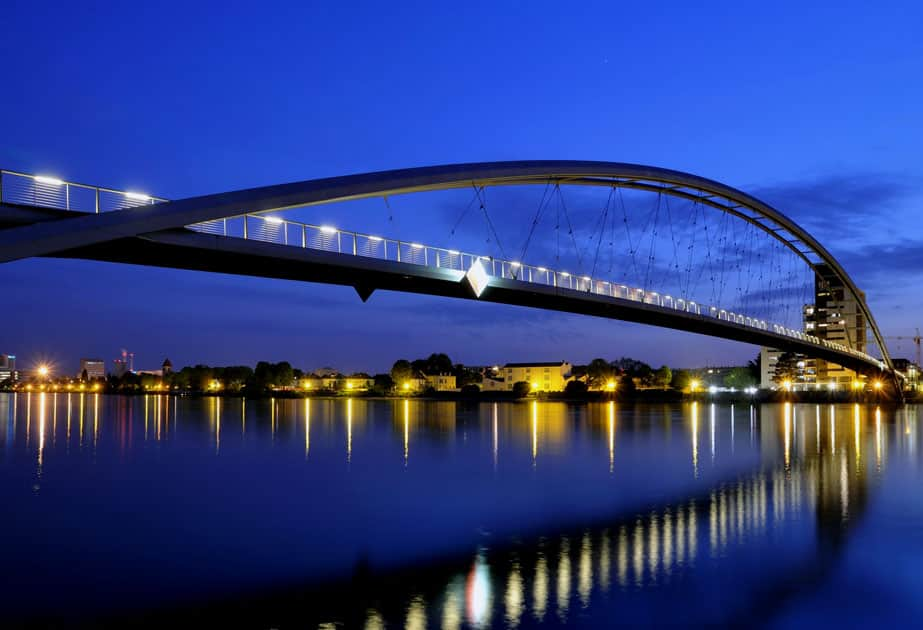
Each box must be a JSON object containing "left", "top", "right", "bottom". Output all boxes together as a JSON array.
[{"left": 1, "top": 394, "right": 921, "bottom": 627}]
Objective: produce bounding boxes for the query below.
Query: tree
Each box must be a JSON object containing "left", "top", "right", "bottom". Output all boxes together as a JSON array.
[
  {"left": 373, "top": 373, "right": 394, "bottom": 394},
  {"left": 564, "top": 380, "right": 589, "bottom": 395},
  {"left": 391, "top": 359, "right": 414, "bottom": 384},
  {"left": 772, "top": 352, "right": 799, "bottom": 386},
  {"left": 654, "top": 365, "right": 673, "bottom": 389},
  {"left": 724, "top": 367, "right": 756, "bottom": 390},
  {"left": 453, "top": 363, "right": 482, "bottom": 387},
  {"left": 423, "top": 353, "right": 453, "bottom": 375},
  {"left": 670, "top": 369, "right": 692, "bottom": 390},
  {"left": 512, "top": 381, "right": 532, "bottom": 398},
  {"left": 618, "top": 373, "right": 637, "bottom": 396},
  {"left": 587, "top": 358, "right": 614, "bottom": 389}
]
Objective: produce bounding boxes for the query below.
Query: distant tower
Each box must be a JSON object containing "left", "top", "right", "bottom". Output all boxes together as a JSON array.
[{"left": 162, "top": 358, "right": 173, "bottom": 375}]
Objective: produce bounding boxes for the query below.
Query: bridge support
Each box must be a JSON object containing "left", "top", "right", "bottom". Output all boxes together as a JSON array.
[{"left": 354, "top": 285, "right": 375, "bottom": 302}]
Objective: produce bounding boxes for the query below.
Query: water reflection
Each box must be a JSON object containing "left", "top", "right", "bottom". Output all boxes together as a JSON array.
[{"left": 0, "top": 395, "right": 920, "bottom": 627}]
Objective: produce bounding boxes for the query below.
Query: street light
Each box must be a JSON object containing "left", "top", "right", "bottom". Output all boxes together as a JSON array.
[
  {"left": 690, "top": 379, "right": 700, "bottom": 393},
  {"left": 606, "top": 380, "right": 616, "bottom": 392},
  {"left": 37, "top": 365, "right": 49, "bottom": 379},
  {"left": 783, "top": 379, "right": 792, "bottom": 392}
]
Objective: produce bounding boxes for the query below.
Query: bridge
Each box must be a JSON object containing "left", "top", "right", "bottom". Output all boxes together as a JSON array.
[{"left": 0, "top": 162, "right": 894, "bottom": 380}]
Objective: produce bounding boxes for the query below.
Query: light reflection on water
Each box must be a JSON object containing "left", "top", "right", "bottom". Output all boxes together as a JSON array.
[{"left": 0, "top": 394, "right": 921, "bottom": 627}]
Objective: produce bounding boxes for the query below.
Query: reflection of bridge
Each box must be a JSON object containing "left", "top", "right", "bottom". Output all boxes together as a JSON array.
[{"left": 0, "top": 163, "right": 892, "bottom": 376}]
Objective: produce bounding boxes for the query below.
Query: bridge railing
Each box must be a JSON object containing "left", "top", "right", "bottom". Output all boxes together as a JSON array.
[
  {"left": 0, "top": 167, "right": 877, "bottom": 368},
  {"left": 0, "top": 170, "right": 165, "bottom": 213},
  {"left": 186, "top": 213, "right": 879, "bottom": 367}
]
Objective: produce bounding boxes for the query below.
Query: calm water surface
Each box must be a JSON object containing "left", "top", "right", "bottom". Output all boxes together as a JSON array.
[{"left": 1, "top": 393, "right": 921, "bottom": 627}]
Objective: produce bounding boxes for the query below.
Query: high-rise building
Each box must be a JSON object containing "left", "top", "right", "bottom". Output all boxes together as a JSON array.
[
  {"left": 804, "top": 263, "right": 866, "bottom": 387},
  {"left": 761, "top": 263, "right": 866, "bottom": 390},
  {"left": 0, "top": 354, "right": 17, "bottom": 382},
  {"left": 79, "top": 358, "right": 106, "bottom": 380}
]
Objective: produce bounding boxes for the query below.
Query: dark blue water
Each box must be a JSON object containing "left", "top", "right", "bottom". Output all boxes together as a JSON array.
[{"left": 1, "top": 394, "right": 921, "bottom": 627}]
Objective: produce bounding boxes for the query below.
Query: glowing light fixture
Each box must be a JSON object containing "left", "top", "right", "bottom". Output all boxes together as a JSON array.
[
  {"left": 873, "top": 380, "right": 883, "bottom": 390},
  {"left": 606, "top": 380, "right": 616, "bottom": 391},
  {"left": 34, "top": 175, "right": 64, "bottom": 186},
  {"left": 411, "top": 242, "right": 424, "bottom": 249},
  {"left": 448, "top": 249, "right": 461, "bottom": 255},
  {"left": 783, "top": 379, "right": 792, "bottom": 392},
  {"left": 464, "top": 259, "right": 490, "bottom": 298},
  {"left": 320, "top": 225, "right": 337, "bottom": 234},
  {"left": 368, "top": 235, "right": 383, "bottom": 242},
  {"left": 37, "top": 365, "right": 49, "bottom": 378},
  {"left": 690, "top": 379, "right": 700, "bottom": 392},
  {"left": 125, "top": 191, "right": 150, "bottom": 202},
  {"left": 263, "top": 216, "right": 284, "bottom": 224}
]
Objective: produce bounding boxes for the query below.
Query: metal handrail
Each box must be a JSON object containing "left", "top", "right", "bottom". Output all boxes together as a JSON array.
[
  {"left": 0, "top": 169, "right": 166, "bottom": 213},
  {"left": 189, "top": 213, "right": 882, "bottom": 368}
]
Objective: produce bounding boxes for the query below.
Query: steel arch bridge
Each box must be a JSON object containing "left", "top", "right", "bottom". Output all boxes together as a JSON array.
[{"left": 0, "top": 161, "right": 894, "bottom": 378}]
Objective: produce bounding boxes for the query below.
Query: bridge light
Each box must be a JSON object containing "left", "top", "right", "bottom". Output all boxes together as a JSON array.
[
  {"left": 464, "top": 259, "right": 490, "bottom": 298},
  {"left": 125, "top": 191, "right": 150, "bottom": 202},
  {"left": 34, "top": 175, "right": 64, "bottom": 186},
  {"left": 263, "top": 216, "right": 284, "bottom": 224},
  {"left": 410, "top": 242, "right": 424, "bottom": 249},
  {"left": 320, "top": 225, "right": 337, "bottom": 234},
  {"left": 708, "top": 385, "right": 718, "bottom": 394},
  {"left": 448, "top": 249, "right": 460, "bottom": 255},
  {"left": 560, "top": 271, "right": 569, "bottom": 277},
  {"left": 537, "top": 267, "right": 547, "bottom": 272},
  {"left": 510, "top": 261, "right": 521, "bottom": 267},
  {"left": 368, "top": 235, "right": 383, "bottom": 242}
]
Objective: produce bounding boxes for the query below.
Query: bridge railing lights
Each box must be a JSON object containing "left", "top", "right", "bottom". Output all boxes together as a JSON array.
[
  {"left": 184, "top": 209, "right": 882, "bottom": 368},
  {"left": 0, "top": 169, "right": 165, "bottom": 213}
]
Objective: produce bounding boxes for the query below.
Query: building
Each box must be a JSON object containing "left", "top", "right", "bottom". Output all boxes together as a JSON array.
[
  {"left": 424, "top": 373, "right": 457, "bottom": 391},
  {"left": 761, "top": 263, "right": 866, "bottom": 390},
  {"left": 79, "top": 358, "right": 106, "bottom": 380},
  {"left": 804, "top": 263, "right": 866, "bottom": 388},
  {"left": 502, "top": 362, "right": 573, "bottom": 392},
  {"left": 892, "top": 359, "right": 920, "bottom": 390},
  {"left": 0, "top": 354, "right": 16, "bottom": 382},
  {"left": 759, "top": 347, "right": 814, "bottom": 390},
  {"left": 162, "top": 358, "right": 173, "bottom": 375}
]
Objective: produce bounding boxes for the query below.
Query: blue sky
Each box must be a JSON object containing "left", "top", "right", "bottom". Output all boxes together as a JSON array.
[{"left": 2, "top": 1, "right": 922, "bottom": 374}]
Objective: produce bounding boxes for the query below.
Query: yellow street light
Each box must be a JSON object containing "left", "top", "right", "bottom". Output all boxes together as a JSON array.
[
  {"left": 873, "top": 380, "right": 883, "bottom": 391},
  {"left": 402, "top": 382, "right": 411, "bottom": 391},
  {"left": 690, "top": 379, "right": 700, "bottom": 392},
  {"left": 852, "top": 380, "right": 862, "bottom": 390},
  {"left": 346, "top": 382, "right": 354, "bottom": 390},
  {"left": 531, "top": 381, "right": 540, "bottom": 391},
  {"left": 37, "top": 365, "right": 49, "bottom": 378},
  {"left": 606, "top": 380, "right": 617, "bottom": 391},
  {"left": 783, "top": 379, "right": 792, "bottom": 392}
]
